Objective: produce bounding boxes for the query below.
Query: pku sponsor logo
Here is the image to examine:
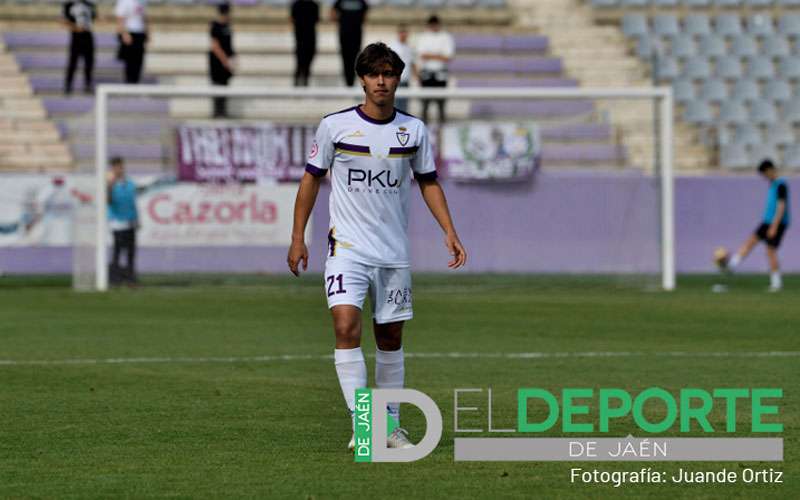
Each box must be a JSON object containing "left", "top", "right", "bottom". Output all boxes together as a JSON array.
[{"left": 347, "top": 168, "right": 401, "bottom": 188}]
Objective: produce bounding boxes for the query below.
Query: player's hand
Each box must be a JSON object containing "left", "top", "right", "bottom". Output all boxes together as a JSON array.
[
  {"left": 767, "top": 225, "right": 778, "bottom": 239},
  {"left": 287, "top": 239, "right": 308, "bottom": 277},
  {"left": 121, "top": 32, "right": 133, "bottom": 46},
  {"left": 445, "top": 232, "right": 466, "bottom": 269}
]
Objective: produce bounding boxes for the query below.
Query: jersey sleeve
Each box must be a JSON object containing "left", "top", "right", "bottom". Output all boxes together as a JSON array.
[
  {"left": 114, "top": 0, "right": 128, "bottom": 18},
  {"left": 411, "top": 123, "right": 437, "bottom": 181},
  {"left": 777, "top": 183, "right": 788, "bottom": 200},
  {"left": 305, "top": 118, "right": 335, "bottom": 177},
  {"left": 443, "top": 33, "right": 455, "bottom": 59}
]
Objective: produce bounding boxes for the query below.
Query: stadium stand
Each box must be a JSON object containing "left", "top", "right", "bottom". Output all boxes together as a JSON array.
[
  {"left": 0, "top": 33, "right": 72, "bottom": 171},
  {"left": 0, "top": 0, "right": 628, "bottom": 173},
  {"left": 589, "top": 0, "right": 800, "bottom": 170},
  {"left": 516, "top": 0, "right": 710, "bottom": 170}
]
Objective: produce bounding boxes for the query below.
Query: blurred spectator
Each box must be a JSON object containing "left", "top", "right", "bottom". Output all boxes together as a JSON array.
[
  {"left": 115, "top": 0, "right": 148, "bottom": 84},
  {"left": 209, "top": 3, "right": 236, "bottom": 118},
  {"left": 416, "top": 15, "right": 453, "bottom": 123},
  {"left": 331, "top": 0, "right": 368, "bottom": 87},
  {"left": 62, "top": 0, "right": 96, "bottom": 95},
  {"left": 291, "top": 0, "right": 319, "bottom": 87},
  {"left": 107, "top": 157, "right": 139, "bottom": 285},
  {"left": 389, "top": 24, "right": 414, "bottom": 112}
]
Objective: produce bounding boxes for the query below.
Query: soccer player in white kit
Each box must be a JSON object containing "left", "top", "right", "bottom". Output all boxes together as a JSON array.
[{"left": 287, "top": 43, "right": 467, "bottom": 450}]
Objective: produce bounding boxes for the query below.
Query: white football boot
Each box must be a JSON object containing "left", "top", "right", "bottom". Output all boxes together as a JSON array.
[{"left": 387, "top": 428, "right": 414, "bottom": 449}]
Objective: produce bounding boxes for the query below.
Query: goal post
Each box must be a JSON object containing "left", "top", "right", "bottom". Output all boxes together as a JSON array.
[{"left": 87, "top": 85, "right": 675, "bottom": 292}]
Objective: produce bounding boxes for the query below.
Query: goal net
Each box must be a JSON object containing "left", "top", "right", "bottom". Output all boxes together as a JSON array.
[{"left": 72, "top": 85, "right": 674, "bottom": 291}]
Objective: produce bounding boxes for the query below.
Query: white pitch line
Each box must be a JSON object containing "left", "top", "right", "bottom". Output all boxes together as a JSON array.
[{"left": 0, "top": 351, "right": 798, "bottom": 367}]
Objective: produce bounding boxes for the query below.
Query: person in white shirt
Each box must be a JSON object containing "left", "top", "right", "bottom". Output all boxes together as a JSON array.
[
  {"left": 415, "top": 15, "right": 454, "bottom": 123},
  {"left": 287, "top": 43, "right": 466, "bottom": 451},
  {"left": 388, "top": 24, "right": 414, "bottom": 113},
  {"left": 115, "top": 0, "right": 148, "bottom": 83}
]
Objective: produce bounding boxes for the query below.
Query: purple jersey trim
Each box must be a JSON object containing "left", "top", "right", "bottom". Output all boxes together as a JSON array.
[
  {"left": 389, "top": 146, "right": 419, "bottom": 155},
  {"left": 413, "top": 171, "right": 438, "bottom": 182},
  {"left": 334, "top": 142, "right": 371, "bottom": 154},
  {"left": 323, "top": 106, "right": 358, "bottom": 119},
  {"left": 355, "top": 105, "right": 397, "bottom": 125},
  {"left": 305, "top": 163, "right": 327, "bottom": 177}
]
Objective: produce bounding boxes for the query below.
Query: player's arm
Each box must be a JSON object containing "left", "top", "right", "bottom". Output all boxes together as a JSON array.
[
  {"left": 210, "top": 36, "right": 232, "bottom": 71},
  {"left": 418, "top": 179, "right": 466, "bottom": 269},
  {"left": 62, "top": 4, "right": 77, "bottom": 32},
  {"left": 288, "top": 172, "right": 322, "bottom": 276},
  {"left": 116, "top": 15, "right": 131, "bottom": 45}
]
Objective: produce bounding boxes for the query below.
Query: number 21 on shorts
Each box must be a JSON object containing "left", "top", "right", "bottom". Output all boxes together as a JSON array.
[{"left": 326, "top": 274, "right": 346, "bottom": 297}]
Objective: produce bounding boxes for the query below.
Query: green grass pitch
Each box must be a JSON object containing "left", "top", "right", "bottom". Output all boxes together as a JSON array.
[{"left": 0, "top": 274, "right": 797, "bottom": 499}]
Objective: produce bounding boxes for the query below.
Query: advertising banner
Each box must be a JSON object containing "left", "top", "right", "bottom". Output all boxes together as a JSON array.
[
  {"left": 0, "top": 175, "right": 300, "bottom": 247},
  {"left": 441, "top": 121, "right": 541, "bottom": 182},
  {"left": 0, "top": 175, "right": 93, "bottom": 247},
  {"left": 139, "top": 182, "right": 298, "bottom": 247},
  {"left": 176, "top": 123, "right": 312, "bottom": 182}
]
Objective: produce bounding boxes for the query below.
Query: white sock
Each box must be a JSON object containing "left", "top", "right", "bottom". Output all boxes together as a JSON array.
[
  {"left": 729, "top": 253, "right": 742, "bottom": 269},
  {"left": 375, "top": 346, "right": 405, "bottom": 424},
  {"left": 334, "top": 347, "right": 367, "bottom": 430},
  {"left": 771, "top": 272, "right": 782, "bottom": 289}
]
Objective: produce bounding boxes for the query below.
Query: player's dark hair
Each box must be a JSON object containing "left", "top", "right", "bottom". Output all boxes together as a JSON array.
[
  {"left": 355, "top": 43, "right": 405, "bottom": 78},
  {"left": 428, "top": 15, "right": 440, "bottom": 25},
  {"left": 758, "top": 159, "right": 775, "bottom": 173},
  {"left": 110, "top": 156, "right": 124, "bottom": 166},
  {"left": 218, "top": 3, "right": 231, "bottom": 15}
]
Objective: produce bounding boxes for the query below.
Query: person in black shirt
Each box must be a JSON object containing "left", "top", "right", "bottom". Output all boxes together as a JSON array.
[
  {"left": 62, "top": 0, "right": 96, "bottom": 94},
  {"left": 209, "top": 3, "right": 236, "bottom": 118},
  {"left": 331, "top": 0, "right": 368, "bottom": 87},
  {"left": 291, "top": 0, "right": 319, "bottom": 87}
]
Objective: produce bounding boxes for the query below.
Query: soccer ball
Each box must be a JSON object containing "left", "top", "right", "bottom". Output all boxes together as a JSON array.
[{"left": 713, "top": 246, "right": 730, "bottom": 270}]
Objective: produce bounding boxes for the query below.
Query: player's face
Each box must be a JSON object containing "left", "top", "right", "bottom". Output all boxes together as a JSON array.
[
  {"left": 361, "top": 65, "right": 399, "bottom": 107},
  {"left": 112, "top": 163, "right": 125, "bottom": 179}
]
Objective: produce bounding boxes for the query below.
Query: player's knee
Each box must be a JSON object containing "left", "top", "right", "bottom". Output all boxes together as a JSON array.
[
  {"left": 375, "top": 324, "right": 403, "bottom": 350},
  {"left": 376, "top": 335, "right": 402, "bottom": 351},
  {"left": 333, "top": 318, "right": 360, "bottom": 343}
]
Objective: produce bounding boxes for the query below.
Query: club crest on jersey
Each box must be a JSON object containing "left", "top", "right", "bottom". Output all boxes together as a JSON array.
[{"left": 396, "top": 127, "right": 410, "bottom": 146}]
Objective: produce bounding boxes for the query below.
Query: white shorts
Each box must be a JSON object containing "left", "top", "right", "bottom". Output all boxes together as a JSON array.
[{"left": 324, "top": 257, "right": 413, "bottom": 324}]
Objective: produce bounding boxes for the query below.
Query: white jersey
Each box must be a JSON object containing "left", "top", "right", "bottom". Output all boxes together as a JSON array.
[{"left": 306, "top": 106, "right": 437, "bottom": 268}]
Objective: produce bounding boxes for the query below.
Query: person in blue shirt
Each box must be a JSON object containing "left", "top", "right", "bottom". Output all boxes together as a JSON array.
[
  {"left": 107, "top": 157, "right": 139, "bottom": 284},
  {"left": 723, "top": 159, "right": 790, "bottom": 291}
]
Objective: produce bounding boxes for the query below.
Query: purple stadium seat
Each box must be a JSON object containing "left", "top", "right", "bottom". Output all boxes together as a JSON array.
[
  {"left": 540, "top": 123, "right": 613, "bottom": 141},
  {"left": 29, "top": 75, "right": 157, "bottom": 92},
  {"left": 450, "top": 57, "right": 562, "bottom": 74},
  {"left": 3, "top": 32, "right": 117, "bottom": 49},
  {"left": 503, "top": 36, "right": 549, "bottom": 52},
  {"left": 540, "top": 144, "right": 625, "bottom": 163},
  {"left": 456, "top": 77, "right": 578, "bottom": 87},
  {"left": 71, "top": 143, "right": 165, "bottom": 161},
  {"left": 15, "top": 53, "right": 121, "bottom": 71},
  {"left": 59, "top": 119, "right": 165, "bottom": 138},
  {"left": 454, "top": 35, "right": 504, "bottom": 52},
  {"left": 43, "top": 97, "right": 169, "bottom": 115},
  {"left": 470, "top": 100, "right": 594, "bottom": 118}
]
